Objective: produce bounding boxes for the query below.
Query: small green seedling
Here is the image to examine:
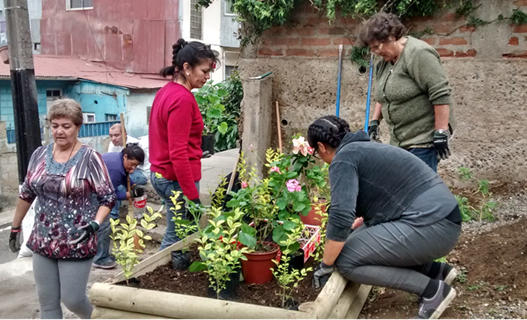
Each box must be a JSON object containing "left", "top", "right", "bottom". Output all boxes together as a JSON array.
[{"left": 110, "top": 206, "right": 162, "bottom": 284}]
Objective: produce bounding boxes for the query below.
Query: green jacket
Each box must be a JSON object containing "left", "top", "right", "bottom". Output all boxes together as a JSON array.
[{"left": 374, "top": 36, "right": 456, "bottom": 148}]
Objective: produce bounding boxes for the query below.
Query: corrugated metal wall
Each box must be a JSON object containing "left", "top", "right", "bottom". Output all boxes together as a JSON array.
[{"left": 40, "top": 0, "right": 181, "bottom": 74}]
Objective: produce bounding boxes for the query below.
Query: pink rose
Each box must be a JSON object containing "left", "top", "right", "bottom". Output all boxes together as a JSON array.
[
  {"left": 241, "top": 181, "right": 248, "bottom": 189},
  {"left": 307, "top": 146, "right": 314, "bottom": 155},
  {"left": 270, "top": 166, "right": 282, "bottom": 174}
]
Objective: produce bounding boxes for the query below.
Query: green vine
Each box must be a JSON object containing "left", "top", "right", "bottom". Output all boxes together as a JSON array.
[{"left": 197, "top": 0, "right": 527, "bottom": 57}]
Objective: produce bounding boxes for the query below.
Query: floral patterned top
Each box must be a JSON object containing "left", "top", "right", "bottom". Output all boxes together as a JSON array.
[{"left": 19, "top": 144, "right": 116, "bottom": 259}]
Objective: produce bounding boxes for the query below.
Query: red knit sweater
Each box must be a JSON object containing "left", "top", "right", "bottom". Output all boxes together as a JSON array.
[{"left": 149, "top": 82, "right": 204, "bottom": 200}]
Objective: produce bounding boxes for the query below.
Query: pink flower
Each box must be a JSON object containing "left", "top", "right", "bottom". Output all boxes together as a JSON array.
[
  {"left": 270, "top": 166, "right": 282, "bottom": 174},
  {"left": 241, "top": 181, "right": 248, "bottom": 189},
  {"left": 307, "top": 146, "right": 314, "bottom": 155},
  {"left": 286, "top": 179, "right": 301, "bottom": 192},
  {"left": 292, "top": 136, "right": 310, "bottom": 156}
]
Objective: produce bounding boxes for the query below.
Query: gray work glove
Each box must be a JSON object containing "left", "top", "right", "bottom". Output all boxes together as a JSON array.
[
  {"left": 312, "top": 261, "right": 335, "bottom": 289},
  {"left": 68, "top": 221, "right": 100, "bottom": 245},
  {"left": 433, "top": 130, "right": 451, "bottom": 160},
  {"left": 9, "top": 226, "right": 22, "bottom": 253},
  {"left": 368, "top": 120, "right": 380, "bottom": 141}
]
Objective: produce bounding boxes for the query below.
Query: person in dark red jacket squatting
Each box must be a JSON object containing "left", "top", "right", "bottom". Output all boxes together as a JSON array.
[{"left": 149, "top": 38, "right": 219, "bottom": 250}]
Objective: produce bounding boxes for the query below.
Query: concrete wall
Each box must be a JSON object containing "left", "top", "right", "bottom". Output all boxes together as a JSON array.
[
  {"left": 239, "top": 0, "right": 527, "bottom": 185},
  {"left": 126, "top": 92, "right": 157, "bottom": 138}
]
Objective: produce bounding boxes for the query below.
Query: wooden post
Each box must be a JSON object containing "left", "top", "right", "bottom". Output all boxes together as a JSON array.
[
  {"left": 275, "top": 101, "right": 282, "bottom": 153},
  {"left": 89, "top": 283, "right": 317, "bottom": 319},
  {"left": 344, "top": 285, "right": 372, "bottom": 319},
  {"left": 328, "top": 281, "right": 361, "bottom": 319},
  {"left": 92, "top": 307, "right": 171, "bottom": 319},
  {"left": 310, "top": 271, "right": 348, "bottom": 319}
]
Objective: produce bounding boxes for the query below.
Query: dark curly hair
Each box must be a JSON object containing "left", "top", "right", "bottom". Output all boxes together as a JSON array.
[
  {"left": 159, "top": 38, "right": 220, "bottom": 81},
  {"left": 308, "top": 116, "right": 350, "bottom": 152},
  {"left": 358, "top": 12, "right": 406, "bottom": 47},
  {"left": 122, "top": 143, "right": 145, "bottom": 165}
]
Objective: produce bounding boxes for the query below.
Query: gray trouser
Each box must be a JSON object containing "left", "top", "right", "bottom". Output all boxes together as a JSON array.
[
  {"left": 335, "top": 218, "right": 461, "bottom": 295},
  {"left": 33, "top": 253, "right": 94, "bottom": 319}
]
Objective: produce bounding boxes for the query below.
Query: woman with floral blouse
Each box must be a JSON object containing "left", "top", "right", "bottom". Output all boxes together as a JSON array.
[{"left": 8, "top": 99, "right": 116, "bottom": 319}]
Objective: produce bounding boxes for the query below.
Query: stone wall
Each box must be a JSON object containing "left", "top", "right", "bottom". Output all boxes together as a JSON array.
[{"left": 239, "top": 0, "right": 527, "bottom": 185}]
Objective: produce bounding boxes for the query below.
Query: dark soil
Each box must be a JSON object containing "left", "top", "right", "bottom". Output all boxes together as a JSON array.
[
  {"left": 121, "top": 244, "right": 322, "bottom": 309},
  {"left": 359, "top": 181, "right": 527, "bottom": 319}
]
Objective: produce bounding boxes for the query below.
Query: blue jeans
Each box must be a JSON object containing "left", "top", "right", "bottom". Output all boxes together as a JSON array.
[
  {"left": 109, "top": 169, "right": 148, "bottom": 219},
  {"left": 95, "top": 169, "right": 148, "bottom": 264},
  {"left": 408, "top": 148, "right": 438, "bottom": 173},
  {"left": 150, "top": 171, "right": 199, "bottom": 251}
]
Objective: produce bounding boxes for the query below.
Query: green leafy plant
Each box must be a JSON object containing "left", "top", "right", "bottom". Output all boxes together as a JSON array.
[
  {"left": 313, "top": 199, "right": 330, "bottom": 263},
  {"left": 194, "top": 81, "right": 229, "bottom": 136},
  {"left": 110, "top": 207, "right": 162, "bottom": 283},
  {"left": 272, "top": 224, "right": 313, "bottom": 308},
  {"left": 169, "top": 191, "right": 205, "bottom": 253},
  {"left": 457, "top": 269, "right": 468, "bottom": 283},
  {"left": 189, "top": 207, "right": 250, "bottom": 299},
  {"left": 457, "top": 167, "right": 497, "bottom": 222},
  {"left": 215, "top": 71, "right": 242, "bottom": 152}
]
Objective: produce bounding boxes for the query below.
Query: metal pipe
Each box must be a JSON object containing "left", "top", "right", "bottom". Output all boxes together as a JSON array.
[
  {"left": 364, "top": 53, "right": 374, "bottom": 131},
  {"left": 336, "top": 44, "right": 343, "bottom": 117}
]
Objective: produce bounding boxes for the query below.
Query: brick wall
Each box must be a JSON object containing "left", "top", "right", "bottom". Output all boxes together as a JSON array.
[{"left": 256, "top": 0, "right": 527, "bottom": 59}]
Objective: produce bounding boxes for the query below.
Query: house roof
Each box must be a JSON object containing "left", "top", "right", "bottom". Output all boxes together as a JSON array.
[{"left": 0, "top": 55, "right": 169, "bottom": 89}]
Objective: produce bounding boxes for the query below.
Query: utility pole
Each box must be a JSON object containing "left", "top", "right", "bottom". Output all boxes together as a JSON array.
[{"left": 4, "top": 0, "right": 41, "bottom": 185}]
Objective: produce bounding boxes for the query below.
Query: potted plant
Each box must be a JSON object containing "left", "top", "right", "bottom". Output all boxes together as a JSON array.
[
  {"left": 194, "top": 81, "right": 229, "bottom": 156},
  {"left": 226, "top": 150, "right": 312, "bottom": 284},
  {"left": 189, "top": 207, "right": 250, "bottom": 300},
  {"left": 289, "top": 135, "right": 330, "bottom": 226}
]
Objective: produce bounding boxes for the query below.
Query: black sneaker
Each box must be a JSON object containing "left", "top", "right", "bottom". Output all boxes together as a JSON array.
[
  {"left": 93, "top": 260, "right": 117, "bottom": 269},
  {"left": 417, "top": 281, "right": 456, "bottom": 319},
  {"left": 435, "top": 262, "right": 458, "bottom": 285}
]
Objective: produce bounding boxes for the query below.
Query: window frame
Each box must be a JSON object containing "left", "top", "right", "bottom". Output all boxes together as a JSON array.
[
  {"left": 224, "top": 0, "right": 237, "bottom": 16},
  {"left": 66, "top": 0, "right": 93, "bottom": 11},
  {"left": 83, "top": 113, "right": 96, "bottom": 123}
]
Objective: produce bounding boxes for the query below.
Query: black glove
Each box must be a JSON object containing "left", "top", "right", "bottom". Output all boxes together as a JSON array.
[
  {"left": 312, "top": 261, "right": 335, "bottom": 289},
  {"left": 131, "top": 185, "right": 145, "bottom": 198},
  {"left": 68, "top": 221, "right": 100, "bottom": 245},
  {"left": 9, "top": 226, "right": 22, "bottom": 253},
  {"left": 368, "top": 120, "right": 380, "bottom": 141},
  {"left": 433, "top": 130, "right": 451, "bottom": 160}
]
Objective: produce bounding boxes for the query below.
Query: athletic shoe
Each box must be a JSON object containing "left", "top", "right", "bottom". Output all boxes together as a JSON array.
[
  {"left": 93, "top": 260, "right": 117, "bottom": 269},
  {"left": 416, "top": 281, "right": 456, "bottom": 319},
  {"left": 435, "top": 262, "right": 458, "bottom": 285}
]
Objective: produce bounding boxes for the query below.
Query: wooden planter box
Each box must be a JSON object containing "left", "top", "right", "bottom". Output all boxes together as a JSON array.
[{"left": 89, "top": 233, "right": 371, "bottom": 319}]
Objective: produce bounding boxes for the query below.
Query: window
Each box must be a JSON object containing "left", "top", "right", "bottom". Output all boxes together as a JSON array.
[
  {"left": 46, "top": 89, "right": 62, "bottom": 99},
  {"left": 83, "top": 113, "right": 96, "bottom": 123},
  {"left": 66, "top": 0, "right": 93, "bottom": 10},
  {"left": 46, "top": 89, "right": 62, "bottom": 114},
  {"left": 190, "top": 0, "right": 202, "bottom": 40},
  {"left": 224, "top": 65, "right": 237, "bottom": 79},
  {"left": 147, "top": 106, "right": 152, "bottom": 125},
  {"left": 105, "top": 114, "right": 117, "bottom": 121},
  {"left": 224, "top": 0, "right": 235, "bottom": 15}
]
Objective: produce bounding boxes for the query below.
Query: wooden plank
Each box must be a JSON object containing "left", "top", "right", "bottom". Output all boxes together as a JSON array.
[
  {"left": 109, "top": 232, "right": 199, "bottom": 283},
  {"left": 344, "top": 285, "right": 372, "bottom": 319},
  {"left": 92, "top": 306, "right": 171, "bottom": 319},
  {"left": 89, "top": 283, "right": 317, "bottom": 319},
  {"left": 328, "top": 281, "right": 361, "bottom": 319},
  {"left": 310, "top": 272, "right": 348, "bottom": 319}
]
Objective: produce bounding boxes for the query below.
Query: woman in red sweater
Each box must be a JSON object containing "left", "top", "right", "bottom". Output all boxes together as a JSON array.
[{"left": 149, "top": 38, "right": 219, "bottom": 250}]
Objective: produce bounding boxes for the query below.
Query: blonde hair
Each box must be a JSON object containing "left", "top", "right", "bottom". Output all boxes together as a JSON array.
[{"left": 48, "top": 99, "right": 83, "bottom": 126}]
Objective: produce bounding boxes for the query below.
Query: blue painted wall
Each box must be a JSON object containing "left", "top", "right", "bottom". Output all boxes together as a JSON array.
[{"left": 0, "top": 79, "right": 130, "bottom": 129}]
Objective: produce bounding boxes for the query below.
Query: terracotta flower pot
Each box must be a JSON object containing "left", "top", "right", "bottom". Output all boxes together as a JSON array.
[
  {"left": 300, "top": 203, "right": 327, "bottom": 226},
  {"left": 241, "top": 242, "right": 280, "bottom": 284}
]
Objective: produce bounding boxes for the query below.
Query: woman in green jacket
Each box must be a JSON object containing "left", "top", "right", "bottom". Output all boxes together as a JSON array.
[{"left": 360, "top": 12, "right": 456, "bottom": 172}]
